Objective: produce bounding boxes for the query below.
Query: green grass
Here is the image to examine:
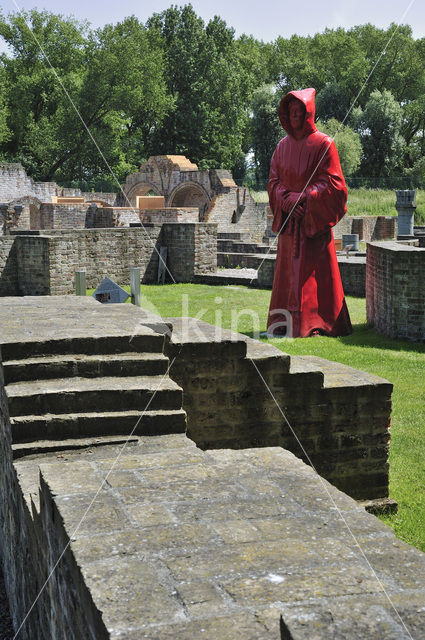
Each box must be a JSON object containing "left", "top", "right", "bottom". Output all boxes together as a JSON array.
[
  {"left": 102, "top": 283, "right": 425, "bottom": 552},
  {"left": 251, "top": 187, "right": 425, "bottom": 224}
]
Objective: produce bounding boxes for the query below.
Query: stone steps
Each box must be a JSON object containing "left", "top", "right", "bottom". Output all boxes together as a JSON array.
[
  {"left": 217, "top": 251, "right": 266, "bottom": 269},
  {"left": 11, "top": 409, "right": 187, "bottom": 442},
  {"left": 7, "top": 375, "right": 183, "bottom": 417},
  {"left": 3, "top": 323, "right": 187, "bottom": 445},
  {"left": 217, "top": 240, "right": 276, "bottom": 254},
  {"left": 3, "top": 352, "right": 169, "bottom": 383},
  {"left": 194, "top": 269, "right": 258, "bottom": 286},
  {"left": 0, "top": 332, "right": 165, "bottom": 361}
]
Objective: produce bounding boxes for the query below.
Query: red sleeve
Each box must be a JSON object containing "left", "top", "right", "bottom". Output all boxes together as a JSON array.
[
  {"left": 267, "top": 142, "right": 293, "bottom": 234},
  {"left": 303, "top": 137, "right": 347, "bottom": 237}
]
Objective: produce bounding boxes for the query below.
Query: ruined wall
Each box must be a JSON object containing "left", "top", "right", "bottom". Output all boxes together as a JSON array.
[
  {"left": 0, "top": 164, "right": 57, "bottom": 203},
  {"left": 15, "top": 236, "right": 51, "bottom": 295},
  {"left": 161, "top": 223, "right": 217, "bottom": 282},
  {"left": 257, "top": 254, "right": 366, "bottom": 297},
  {"left": 0, "top": 356, "right": 45, "bottom": 639},
  {"left": 140, "top": 207, "right": 199, "bottom": 224},
  {"left": 39, "top": 203, "right": 88, "bottom": 229},
  {"left": 166, "top": 319, "right": 392, "bottom": 500},
  {"left": 0, "top": 357, "right": 108, "bottom": 639},
  {"left": 367, "top": 242, "right": 425, "bottom": 341},
  {"left": 86, "top": 207, "right": 140, "bottom": 228},
  {"left": 0, "top": 163, "right": 117, "bottom": 208},
  {"left": 205, "top": 190, "right": 266, "bottom": 242},
  {"left": 0, "top": 238, "right": 18, "bottom": 295},
  {"left": 0, "top": 224, "right": 217, "bottom": 296},
  {"left": 334, "top": 216, "right": 397, "bottom": 241},
  {"left": 336, "top": 256, "right": 366, "bottom": 297}
]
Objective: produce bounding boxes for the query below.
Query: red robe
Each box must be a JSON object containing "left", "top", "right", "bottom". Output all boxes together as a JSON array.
[{"left": 267, "top": 88, "right": 352, "bottom": 338}]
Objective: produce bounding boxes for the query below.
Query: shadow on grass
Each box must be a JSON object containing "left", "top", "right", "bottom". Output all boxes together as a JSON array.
[
  {"left": 339, "top": 323, "right": 425, "bottom": 354},
  {"left": 241, "top": 323, "right": 425, "bottom": 356}
]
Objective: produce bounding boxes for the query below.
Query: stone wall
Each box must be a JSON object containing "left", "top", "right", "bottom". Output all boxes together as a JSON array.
[
  {"left": 0, "top": 356, "right": 108, "bottom": 639},
  {"left": 206, "top": 190, "right": 266, "bottom": 242},
  {"left": 334, "top": 216, "right": 397, "bottom": 241},
  {"left": 87, "top": 206, "right": 141, "bottom": 228},
  {"left": 16, "top": 236, "right": 51, "bottom": 295},
  {"left": 165, "top": 318, "right": 392, "bottom": 500},
  {"left": 39, "top": 203, "right": 88, "bottom": 229},
  {"left": 367, "top": 242, "right": 425, "bottom": 341},
  {"left": 336, "top": 256, "right": 366, "bottom": 297},
  {"left": 0, "top": 224, "right": 217, "bottom": 296},
  {"left": 257, "top": 253, "right": 366, "bottom": 297},
  {"left": 140, "top": 207, "right": 199, "bottom": 224},
  {"left": 0, "top": 238, "right": 18, "bottom": 295},
  {"left": 122, "top": 156, "right": 266, "bottom": 241},
  {"left": 0, "top": 163, "right": 117, "bottom": 208}
]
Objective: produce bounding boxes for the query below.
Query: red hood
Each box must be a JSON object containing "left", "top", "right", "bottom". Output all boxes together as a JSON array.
[{"left": 278, "top": 88, "right": 317, "bottom": 138}]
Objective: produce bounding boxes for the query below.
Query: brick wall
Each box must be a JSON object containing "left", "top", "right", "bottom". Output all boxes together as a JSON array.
[
  {"left": 367, "top": 242, "right": 425, "bottom": 341},
  {"left": 334, "top": 216, "right": 397, "bottom": 241},
  {"left": 205, "top": 189, "right": 266, "bottom": 242},
  {"left": 0, "top": 225, "right": 217, "bottom": 295},
  {"left": 39, "top": 203, "right": 88, "bottom": 229},
  {"left": 0, "top": 163, "right": 117, "bottom": 209},
  {"left": 162, "top": 223, "right": 217, "bottom": 282},
  {"left": 16, "top": 236, "right": 51, "bottom": 295},
  {"left": 257, "top": 253, "right": 366, "bottom": 297},
  {"left": 140, "top": 208, "right": 199, "bottom": 224},
  {"left": 0, "top": 238, "right": 19, "bottom": 295},
  {"left": 166, "top": 318, "right": 392, "bottom": 500}
]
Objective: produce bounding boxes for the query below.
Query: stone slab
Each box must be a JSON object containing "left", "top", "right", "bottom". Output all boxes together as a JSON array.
[{"left": 32, "top": 435, "right": 425, "bottom": 639}]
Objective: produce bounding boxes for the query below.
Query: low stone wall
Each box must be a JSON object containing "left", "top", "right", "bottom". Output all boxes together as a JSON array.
[
  {"left": 367, "top": 242, "right": 425, "bottom": 341},
  {"left": 334, "top": 216, "right": 397, "bottom": 241},
  {"left": 165, "top": 318, "right": 392, "bottom": 500},
  {"left": 140, "top": 207, "right": 199, "bottom": 224},
  {"left": 0, "top": 224, "right": 217, "bottom": 295},
  {"left": 88, "top": 206, "right": 140, "bottom": 228},
  {"left": 336, "top": 256, "right": 366, "bottom": 297},
  {"left": 257, "top": 253, "right": 366, "bottom": 297},
  {"left": 39, "top": 203, "right": 88, "bottom": 229}
]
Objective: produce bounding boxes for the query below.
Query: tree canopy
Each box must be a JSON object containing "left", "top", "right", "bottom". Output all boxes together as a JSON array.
[{"left": 0, "top": 8, "right": 424, "bottom": 189}]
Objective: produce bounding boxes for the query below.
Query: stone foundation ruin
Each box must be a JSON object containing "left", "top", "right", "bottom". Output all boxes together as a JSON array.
[
  {"left": 2, "top": 296, "right": 423, "bottom": 640},
  {"left": 0, "top": 157, "right": 267, "bottom": 242}
]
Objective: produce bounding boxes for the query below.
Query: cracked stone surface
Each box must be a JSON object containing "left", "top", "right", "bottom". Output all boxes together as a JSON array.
[{"left": 18, "top": 433, "right": 425, "bottom": 639}]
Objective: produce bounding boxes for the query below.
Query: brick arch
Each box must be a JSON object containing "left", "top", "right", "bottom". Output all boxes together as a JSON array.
[
  {"left": 168, "top": 182, "right": 210, "bottom": 220},
  {"left": 125, "top": 181, "right": 161, "bottom": 207}
]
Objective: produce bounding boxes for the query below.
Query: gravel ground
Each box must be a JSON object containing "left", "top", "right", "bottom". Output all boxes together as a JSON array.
[{"left": 0, "top": 573, "right": 13, "bottom": 639}]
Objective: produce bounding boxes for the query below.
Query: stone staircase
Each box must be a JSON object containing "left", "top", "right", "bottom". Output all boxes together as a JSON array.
[
  {"left": 217, "top": 232, "right": 276, "bottom": 270},
  {"left": 3, "top": 332, "right": 186, "bottom": 449}
]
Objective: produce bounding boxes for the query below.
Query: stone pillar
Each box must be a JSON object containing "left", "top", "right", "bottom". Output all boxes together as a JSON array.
[
  {"left": 75, "top": 270, "right": 86, "bottom": 296},
  {"left": 130, "top": 267, "right": 141, "bottom": 306},
  {"left": 396, "top": 190, "right": 416, "bottom": 237}
]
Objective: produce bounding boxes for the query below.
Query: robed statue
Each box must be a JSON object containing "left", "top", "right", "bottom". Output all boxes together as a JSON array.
[{"left": 267, "top": 88, "right": 352, "bottom": 338}]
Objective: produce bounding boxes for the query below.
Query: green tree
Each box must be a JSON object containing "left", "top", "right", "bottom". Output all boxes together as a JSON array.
[
  {"left": 356, "top": 89, "right": 405, "bottom": 177},
  {"left": 317, "top": 118, "right": 362, "bottom": 176},
  {"left": 249, "top": 84, "right": 281, "bottom": 184},
  {"left": 146, "top": 5, "right": 250, "bottom": 170},
  {"left": 0, "top": 66, "right": 10, "bottom": 151},
  {"left": 0, "top": 10, "right": 170, "bottom": 186}
]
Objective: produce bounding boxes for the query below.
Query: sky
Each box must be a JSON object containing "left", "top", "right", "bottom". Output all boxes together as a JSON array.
[{"left": 1, "top": 0, "right": 424, "bottom": 42}]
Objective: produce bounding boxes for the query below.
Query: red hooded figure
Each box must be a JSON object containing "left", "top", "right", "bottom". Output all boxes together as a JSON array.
[{"left": 267, "top": 88, "right": 352, "bottom": 338}]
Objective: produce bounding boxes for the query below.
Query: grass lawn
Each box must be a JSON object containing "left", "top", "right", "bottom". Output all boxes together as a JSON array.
[
  {"left": 114, "top": 283, "right": 424, "bottom": 552},
  {"left": 252, "top": 187, "right": 425, "bottom": 224}
]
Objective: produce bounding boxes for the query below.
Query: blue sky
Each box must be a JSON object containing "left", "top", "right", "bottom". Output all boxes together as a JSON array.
[{"left": 2, "top": 0, "right": 424, "bottom": 41}]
